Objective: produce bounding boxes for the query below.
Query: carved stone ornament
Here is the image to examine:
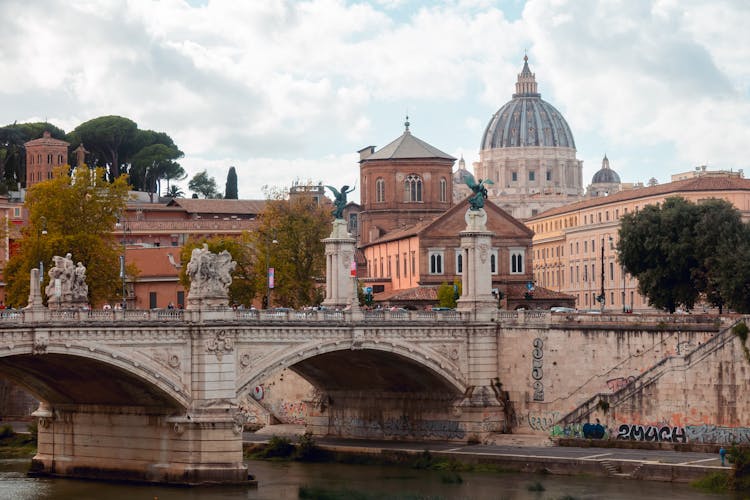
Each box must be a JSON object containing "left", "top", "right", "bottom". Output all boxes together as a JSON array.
[
  {"left": 479, "top": 243, "right": 490, "bottom": 264},
  {"left": 205, "top": 330, "right": 234, "bottom": 361},
  {"left": 186, "top": 244, "right": 237, "bottom": 302},
  {"left": 33, "top": 331, "right": 49, "bottom": 355},
  {"left": 168, "top": 354, "right": 180, "bottom": 369},
  {"left": 44, "top": 253, "right": 88, "bottom": 308}
]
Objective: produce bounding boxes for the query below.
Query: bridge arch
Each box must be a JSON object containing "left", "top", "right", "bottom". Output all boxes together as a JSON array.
[
  {"left": 0, "top": 345, "right": 189, "bottom": 410},
  {"left": 237, "top": 339, "right": 468, "bottom": 398}
]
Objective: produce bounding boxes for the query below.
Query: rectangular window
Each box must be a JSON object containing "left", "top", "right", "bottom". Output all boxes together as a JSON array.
[
  {"left": 403, "top": 253, "right": 407, "bottom": 277},
  {"left": 429, "top": 250, "right": 444, "bottom": 274},
  {"left": 584, "top": 240, "right": 588, "bottom": 253},
  {"left": 395, "top": 255, "right": 399, "bottom": 278},
  {"left": 12, "top": 207, "right": 20, "bottom": 218},
  {"left": 411, "top": 251, "right": 415, "bottom": 275},
  {"left": 455, "top": 250, "right": 463, "bottom": 275},
  {"left": 583, "top": 266, "right": 588, "bottom": 282},
  {"left": 509, "top": 248, "right": 524, "bottom": 274},
  {"left": 529, "top": 171, "right": 535, "bottom": 181},
  {"left": 511, "top": 171, "right": 517, "bottom": 182},
  {"left": 491, "top": 249, "right": 498, "bottom": 274},
  {"left": 177, "top": 291, "right": 185, "bottom": 308},
  {"left": 546, "top": 170, "right": 552, "bottom": 181},
  {"left": 149, "top": 292, "right": 157, "bottom": 309},
  {"left": 610, "top": 262, "right": 614, "bottom": 280}
]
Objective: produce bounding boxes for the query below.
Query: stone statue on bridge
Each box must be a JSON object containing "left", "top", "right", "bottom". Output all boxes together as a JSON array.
[
  {"left": 186, "top": 244, "right": 237, "bottom": 309},
  {"left": 45, "top": 253, "right": 88, "bottom": 308}
]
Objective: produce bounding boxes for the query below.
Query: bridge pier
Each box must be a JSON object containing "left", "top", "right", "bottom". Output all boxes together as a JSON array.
[{"left": 30, "top": 403, "right": 247, "bottom": 485}]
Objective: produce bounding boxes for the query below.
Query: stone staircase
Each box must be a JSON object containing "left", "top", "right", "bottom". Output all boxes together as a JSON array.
[
  {"left": 601, "top": 460, "right": 645, "bottom": 479},
  {"left": 558, "top": 317, "right": 746, "bottom": 426}
]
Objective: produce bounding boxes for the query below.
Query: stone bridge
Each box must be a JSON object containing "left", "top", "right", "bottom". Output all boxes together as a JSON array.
[{"left": 0, "top": 306, "right": 533, "bottom": 484}]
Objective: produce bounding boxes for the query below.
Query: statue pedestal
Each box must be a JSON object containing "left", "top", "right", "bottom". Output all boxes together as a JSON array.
[
  {"left": 456, "top": 209, "right": 497, "bottom": 320},
  {"left": 322, "top": 220, "right": 360, "bottom": 312}
]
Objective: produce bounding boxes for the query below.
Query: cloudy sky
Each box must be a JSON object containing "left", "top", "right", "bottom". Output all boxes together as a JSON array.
[{"left": 1, "top": 0, "right": 748, "bottom": 201}]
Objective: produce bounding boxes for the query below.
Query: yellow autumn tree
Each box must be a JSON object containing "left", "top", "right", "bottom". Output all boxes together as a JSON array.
[{"left": 4, "top": 165, "right": 130, "bottom": 307}]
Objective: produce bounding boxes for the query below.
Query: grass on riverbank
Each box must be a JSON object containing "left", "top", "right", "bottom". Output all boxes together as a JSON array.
[
  {"left": 0, "top": 423, "right": 37, "bottom": 459},
  {"left": 246, "top": 433, "right": 514, "bottom": 476},
  {"left": 691, "top": 445, "right": 750, "bottom": 494}
]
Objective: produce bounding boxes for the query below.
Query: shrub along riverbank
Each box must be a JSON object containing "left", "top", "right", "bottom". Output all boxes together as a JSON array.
[{"left": 0, "top": 423, "right": 37, "bottom": 459}]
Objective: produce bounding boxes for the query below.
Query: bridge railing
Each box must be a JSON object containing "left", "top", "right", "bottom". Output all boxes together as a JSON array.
[{"left": 0, "top": 307, "right": 732, "bottom": 328}]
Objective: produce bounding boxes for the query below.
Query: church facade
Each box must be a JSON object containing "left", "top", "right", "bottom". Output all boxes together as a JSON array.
[{"left": 356, "top": 121, "right": 574, "bottom": 310}]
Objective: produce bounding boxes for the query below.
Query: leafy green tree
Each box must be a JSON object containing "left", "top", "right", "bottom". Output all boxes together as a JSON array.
[
  {"left": 68, "top": 116, "right": 138, "bottom": 180},
  {"left": 618, "top": 196, "right": 750, "bottom": 313},
  {"left": 188, "top": 170, "right": 220, "bottom": 198},
  {"left": 437, "top": 280, "right": 461, "bottom": 308},
  {"left": 178, "top": 235, "right": 257, "bottom": 306},
  {"left": 4, "top": 165, "right": 131, "bottom": 307},
  {"left": 129, "top": 144, "right": 183, "bottom": 200},
  {"left": 252, "top": 186, "right": 330, "bottom": 308},
  {"left": 225, "top": 166, "right": 238, "bottom": 199}
]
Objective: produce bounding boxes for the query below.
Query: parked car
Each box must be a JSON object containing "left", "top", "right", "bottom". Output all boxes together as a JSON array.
[{"left": 550, "top": 307, "right": 576, "bottom": 313}]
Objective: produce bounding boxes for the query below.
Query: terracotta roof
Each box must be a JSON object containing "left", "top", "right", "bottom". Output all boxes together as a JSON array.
[
  {"left": 366, "top": 128, "right": 455, "bottom": 161},
  {"left": 126, "top": 247, "right": 182, "bottom": 278},
  {"left": 375, "top": 286, "right": 439, "bottom": 301},
  {"left": 506, "top": 284, "right": 574, "bottom": 300},
  {"left": 364, "top": 197, "right": 532, "bottom": 248},
  {"left": 166, "top": 198, "right": 266, "bottom": 215},
  {"left": 24, "top": 132, "right": 69, "bottom": 148},
  {"left": 529, "top": 175, "right": 750, "bottom": 220}
]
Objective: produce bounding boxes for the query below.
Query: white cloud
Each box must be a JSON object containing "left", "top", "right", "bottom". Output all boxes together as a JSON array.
[{"left": 0, "top": 0, "right": 747, "bottom": 199}]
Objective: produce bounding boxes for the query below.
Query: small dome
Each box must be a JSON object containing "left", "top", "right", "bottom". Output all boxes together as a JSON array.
[
  {"left": 591, "top": 155, "right": 621, "bottom": 184},
  {"left": 481, "top": 56, "right": 576, "bottom": 150}
]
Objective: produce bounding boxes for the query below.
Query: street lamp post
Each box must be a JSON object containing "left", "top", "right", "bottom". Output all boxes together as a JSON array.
[
  {"left": 599, "top": 235, "right": 613, "bottom": 313},
  {"left": 599, "top": 237, "right": 605, "bottom": 312},
  {"left": 38, "top": 216, "right": 47, "bottom": 288},
  {"left": 264, "top": 233, "right": 277, "bottom": 309},
  {"left": 116, "top": 218, "right": 129, "bottom": 309}
]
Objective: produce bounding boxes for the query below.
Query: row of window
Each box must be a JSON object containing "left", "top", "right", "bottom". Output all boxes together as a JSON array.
[
  {"left": 29, "top": 153, "right": 65, "bottom": 166},
  {"left": 534, "top": 261, "right": 627, "bottom": 288},
  {"left": 509, "top": 170, "right": 553, "bottom": 182},
  {"left": 578, "top": 291, "right": 637, "bottom": 308},
  {"left": 374, "top": 176, "right": 448, "bottom": 203},
  {"left": 533, "top": 205, "right": 648, "bottom": 236},
  {"left": 368, "top": 249, "right": 526, "bottom": 278}
]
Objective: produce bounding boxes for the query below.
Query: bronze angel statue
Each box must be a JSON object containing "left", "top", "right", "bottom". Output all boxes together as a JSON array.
[
  {"left": 325, "top": 184, "right": 356, "bottom": 219},
  {"left": 463, "top": 172, "right": 494, "bottom": 210}
]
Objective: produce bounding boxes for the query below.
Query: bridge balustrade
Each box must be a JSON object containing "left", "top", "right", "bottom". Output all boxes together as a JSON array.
[{"left": 0, "top": 307, "right": 567, "bottom": 324}]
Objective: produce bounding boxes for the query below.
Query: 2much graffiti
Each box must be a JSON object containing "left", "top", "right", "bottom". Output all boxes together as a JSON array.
[{"left": 617, "top": 424, "right": 686, "bottom": 443}]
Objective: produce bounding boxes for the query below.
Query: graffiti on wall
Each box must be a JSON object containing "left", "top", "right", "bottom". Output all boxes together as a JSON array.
[
  {"left": 617, "top": 424, "right": 686, "bottom": 442},
  {"left": 685, "top": 425, "right": 750, "bottom": 444},
  {"left": 526, "top": 411, "right": 560, "bottom": 431},
  {"left": 531, "top": 338, "right": 544, "bottom": 401},
  {"left": 331, "top": 415, "right": 466, "bottom": 440},
  {"left": 606, "top": 376, "right": 636, "bottom": 393},
  {"left": 550, "top": 422, "right": 607, "bottom": 439},
  {"left": 275, "top": 401, "right": 307, "bottom": 425}
]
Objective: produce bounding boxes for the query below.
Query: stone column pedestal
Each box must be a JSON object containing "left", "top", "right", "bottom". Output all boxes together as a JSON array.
[
  {"left": 322, "top": 219, "right": 360, "bottom": 312},
  {"left": 456, "top": 209, "right": 497, "bottom": 320}
]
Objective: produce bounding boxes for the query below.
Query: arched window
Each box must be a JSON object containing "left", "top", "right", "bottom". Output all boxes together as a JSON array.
[
  {"left": 375, "top": 178, "right": 385, "bottom": 202},
  {"left": 510, "top": 248, "right": 525, "bottom": 274},
  {"left": 429, "top": 250, "right": 444, "bottom": 274},
  {"left": 404, "top": 174, "right": 422, "bottom": 202},
  {"left": 439, "top": 177, "right": 447, "bottom": 202}
]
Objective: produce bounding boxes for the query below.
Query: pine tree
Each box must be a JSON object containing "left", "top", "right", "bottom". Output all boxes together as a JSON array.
[{"left": 225, "top": 166, "right": 238, "bottom": 199}]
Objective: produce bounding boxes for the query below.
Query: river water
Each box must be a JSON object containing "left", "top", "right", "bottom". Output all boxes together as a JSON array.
[{"left": 0, "top": 458, "right": 728, "bottom": 499}]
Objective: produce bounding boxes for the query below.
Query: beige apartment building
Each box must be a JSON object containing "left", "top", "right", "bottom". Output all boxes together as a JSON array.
[{"left": 526, "top": 173, "right": 750, "bottom": 312}]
